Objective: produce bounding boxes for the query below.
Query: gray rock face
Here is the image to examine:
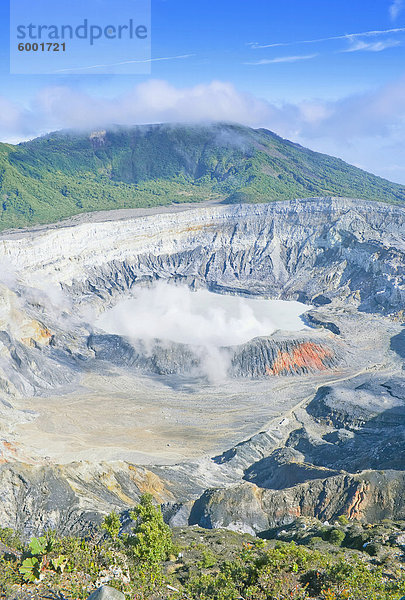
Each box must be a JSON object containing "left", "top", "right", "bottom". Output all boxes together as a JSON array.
[
  {"left": 88, "top": 334, "right": 201, "bottom": 376},
  {"left": 243, "top": 448, "right": 341, "bottom": 490},
  {"left": 88, "top": 332, "right": 341, "bottom": 379},
  {"left": 51, "top": 197, "right": 404, "bottom": 317},
  {"left": 0, "top": 196, "right": 403, "bottom": 396},
  {"left": 189, "top": 471, "right": 405, "bottom": 532},
  {"left": 231, "top": 335, "right": 341, "bottom": 377},
  {"left": 87, "top": 586, "right": 125, "bottom": 600},
  {"left": 0, "top": 197, "right": 403, "bottom": 536},
  {"left": 0, "top": 331, "right": 77, "bottom": 396},
  {"left": 287, "top": 378, "right": 405, "bottom": 473},
  {"left": 186, "top": 371, "right": 405, "bottom": 533}
]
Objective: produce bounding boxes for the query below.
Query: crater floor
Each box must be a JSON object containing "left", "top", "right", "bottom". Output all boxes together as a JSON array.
[{"left": 11, "top": 369, "right": 347, "bottom": 465}]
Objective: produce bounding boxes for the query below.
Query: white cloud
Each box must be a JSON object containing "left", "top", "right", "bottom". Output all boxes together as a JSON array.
[
  {"left": 0, "top": 97, "right": 31, "bottom": 137},
  {"left": 248, "top": 28, "right": 404, "bottom": 64},
  {"left": 245, "top": 54, "right": 318, "bottom": 65},
  {"left": 1, "top": 76, "right": 405, "bottom": 146},
  {"left": 390, "top": 0, "right": 404, "bottom": 20},
  {"left": 296, "top": 77, "right": 405, "bottom": 139},
  {"left": 342, "top": 38, "right": 401, "bottom": 52},
  {"left": 25, "top": 80, "right": 275, "bottom": 133}
]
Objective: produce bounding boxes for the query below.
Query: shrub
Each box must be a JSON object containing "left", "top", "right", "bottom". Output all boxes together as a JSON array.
[
  {"left": 328, "top": 529, "right": 346, "bottom": 546},
  {"left": 198, "top": 549, "right": 217, "bottom": 568},
  {"left": 128, "top": 493, "right": 175, "bottom": 564},
  {"left": 102, "top": 510, "right": 121, "bottom": 541},
  {"left": 0, "top": 527, "right": 22, "bottom": 550},
  {"left": 364, "top": 542, "right": 382, "bottom": 556},
  {"left": 309, "top": 536, "right": 323, "bottom": 546}
]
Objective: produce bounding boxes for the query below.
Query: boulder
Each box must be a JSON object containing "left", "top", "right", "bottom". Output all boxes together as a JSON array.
[{"left": 87, "top": 585, "right": 125, "bottom": 600}]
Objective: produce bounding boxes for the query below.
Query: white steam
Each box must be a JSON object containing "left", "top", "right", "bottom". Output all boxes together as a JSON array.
[
  {"left": 95, "top": 282, "right": 310, "bottom": 382},
  {"left": 96, "top": 282, "right": 309, "bottom": 346}
]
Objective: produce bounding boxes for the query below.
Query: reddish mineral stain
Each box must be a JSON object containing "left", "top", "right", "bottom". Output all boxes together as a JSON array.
[{"left": 266, "top": 342, "right": 333, "bottom": 375}]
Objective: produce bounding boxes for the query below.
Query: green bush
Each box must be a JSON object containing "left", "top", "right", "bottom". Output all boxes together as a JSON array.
[
  {"left": 365, "top": 541, "right": 382, "bottom": 556},
  {"left": 328, "top": 529, "right": 346, "bottom": 546},
  {"left": 101, "top": 510, "right": 121, "bottom": 541},
  {"left": 0, "top": 527, "right": 22, "bottom": 550},
  {"left": 198, "top": 548, "right": 217, "bottom": 568},
  {"left": 128, "top": 493, "right": 175, "bottom": 564},
  {"left": 344, "top": 526, "right": 369, "bottom": 550},
  {"left": 309, "top": 536, "right": 323, "bottom": 546},
  {"left": 337, "top": 515, "right": 350, "bottom": 526}
]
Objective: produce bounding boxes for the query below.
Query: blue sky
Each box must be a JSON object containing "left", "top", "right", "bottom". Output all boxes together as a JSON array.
[{"left": 1, "top": 0, "right": 405, "bottom": 182}]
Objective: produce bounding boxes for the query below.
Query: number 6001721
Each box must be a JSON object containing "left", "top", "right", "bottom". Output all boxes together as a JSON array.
[{"left": 18, "top": 42, "right": 66, "bottom": 51}]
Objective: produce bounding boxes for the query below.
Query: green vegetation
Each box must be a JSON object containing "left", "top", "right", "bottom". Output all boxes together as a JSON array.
[
  {"left": 101, "top": 510, "right": 121, "bottom": 542},
  {"left": 327, "top": 530, "right": 346, "bottom": 547},
  {"left": 1, "top": 498, "right": 405, "bottom": 599},
  {"left": 18, "top": 533, "right": 66, "bottom": 582},
  {"left": 0, "top": 122, "right": 404, "bottom": 231},
  {"left": 128, "top": 492, "right": 176, "bottom": 564}
]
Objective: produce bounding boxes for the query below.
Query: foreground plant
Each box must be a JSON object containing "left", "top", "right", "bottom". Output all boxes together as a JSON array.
[
  {"left": 128, "top": 493, "right": 176, "bottom": 564},
  {"left": 19, "top": 534, "right": 67, "bottom": 582}
]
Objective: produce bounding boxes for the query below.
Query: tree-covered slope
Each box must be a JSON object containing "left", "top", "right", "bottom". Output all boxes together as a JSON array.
[{"left": 0, "top": 122, "right": 404, "bottom": 230}]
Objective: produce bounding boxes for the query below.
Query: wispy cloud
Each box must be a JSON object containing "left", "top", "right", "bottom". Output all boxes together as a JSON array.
[
  {"left": 54, "top": 54, "right": 195, "bottom": 73},
  {"left": 390, "top": 0, "right": 404, "bottom": 20},
  {"left": 248, "top": 27, "right": 405, "bottom": 49},
  {"left": 341, "top": 39, "right": 402, "bottom": 52},
  {"left": 245, "top": 54, "right": 318, "bottom": 65}
]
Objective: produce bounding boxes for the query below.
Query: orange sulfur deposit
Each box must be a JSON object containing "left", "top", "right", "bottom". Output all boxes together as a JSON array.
[{"left": 266, "top": 342, "right": 334, "bottom": 376}]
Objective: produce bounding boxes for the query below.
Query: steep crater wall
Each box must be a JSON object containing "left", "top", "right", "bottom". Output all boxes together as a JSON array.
[
  {"left": 88, "top": 333, "right": 341, "bottom": 379},
  {"left": 1, "top": 197, "right": 404, "bottom": 316}
]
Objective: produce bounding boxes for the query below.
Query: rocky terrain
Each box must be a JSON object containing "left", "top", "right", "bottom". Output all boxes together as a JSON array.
[{"left": 0, "top": 196, "right": 403, "bottom": 537}]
